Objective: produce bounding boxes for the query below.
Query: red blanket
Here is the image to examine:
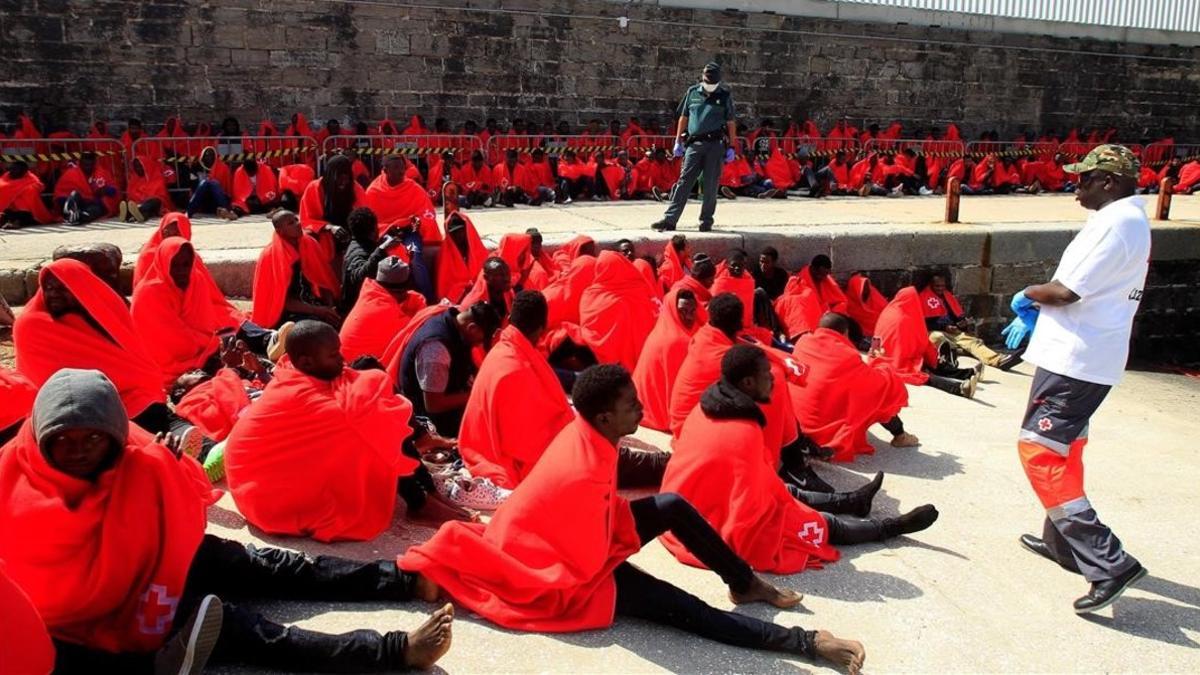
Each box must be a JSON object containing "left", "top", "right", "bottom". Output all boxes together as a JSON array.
[
  {"left": 845, "top": 274, "right": 887, "bottom": 336},
  {"left": 632, "top": 258, "right": 663, "bottom": 302},
  {"left": 663, "top": 405, "right": 839, "bottom": 573},
  {"left": 632, "top": 287, "right": 699, "bottom": 432},
  {"left": 918, "top": 286, "right": 963, "bottom": 320},
  {"left": 173, "top": 367, "right": 252, "bottom": 442},
  {"left": 794, "top": 265, "right": 847, "bottom": 312},
  {"left": 400, "top": 417, "right": 641, "bottom": 632},
  {"left": 773, "top": 279, "right": 823, "bottom": 340},
  {"left": 493, "top": 234, "right": 533, "bottom": 289},
  {"left": 53, "top": 164, "right": 119, "bottom": 215},
  {"left": 872, "top": 287, "right": 936, "bottom": 385},
  {"left": 135, "top": 212, "right": 193, "bottom": 286},
  {"left": 231, "top": 164, "right": 279, "bottom": 213},
  {"left": 543, "top": 255, "right": 596, "bottom": 330},
  {"left": 340, "top": 279, "right": 427, "bottom": 362},
  {"left": 127, "top": 155, "right": 174, "bottom": 207},
  {"left": 0, "top": 560, "right": 55, "bottom": 675},
  {"left": 365, "top": 174, "right": 442, "bottom": 243},
  {"left": 278, "top": 163, "right": 316, "bottom": 197},
  {"left": 225, "top": 365, "right": 417, "bottom": 542},
  {"left": 552, "top": 235, "right": 596, "bottom": 272},
  {"left": 459, "top": 325, "right": 576, "bottom": 489},
  {"left": 579, "top": 251, "right": 657, "bottom": 371},
  {"left": 250, "top": 231, "right": 339, "bottom": 328},
  {"left": 131, "top": 238, "right": 244, "bottom": 386},
  {"left": 15, "top": 260, "right": 166, "bottom": 417},
  {"left": 298, "top": 178, "right": 367, "bottom": 232},
  {"left": 0, "top": 171, "right": 56, "bottom": 224},
  {"left": 791, "top": 328, "right": 908, "bottom": 462},
  {"left": 658, "top": 242, "right": 688, "bottom": 293},
  {"left": 0, "top": 422, "right": 212, "bottom": 652},
  {"left": 436, "top": 214, "right": 489, "bottom": 303},
  {"left": 0, "top": 368, "right": 37, "bottom": 432},
  {"left": 711, "top": 262, "right": 755, "bottom": 328}
]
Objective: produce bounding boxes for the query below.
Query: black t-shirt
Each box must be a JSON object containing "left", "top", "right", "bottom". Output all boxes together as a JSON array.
[{"left": 753, "top": 265, "right": 788, "bottom": 300}]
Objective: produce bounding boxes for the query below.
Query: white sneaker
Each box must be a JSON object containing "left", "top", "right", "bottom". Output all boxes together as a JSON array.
[
  {"left": 154, "top": 594, "right": 223, "bottom": 675},
  {"left": 919, "top": 186, "right": 933, "bottom": 196},
  {"left": 888, "top": 186, "right": 904, "bottom": 198}
]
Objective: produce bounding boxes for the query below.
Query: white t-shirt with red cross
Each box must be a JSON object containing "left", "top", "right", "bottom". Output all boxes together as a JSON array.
[{"left": 1025, "top": 195, "right": 1150, "bottom": 386}]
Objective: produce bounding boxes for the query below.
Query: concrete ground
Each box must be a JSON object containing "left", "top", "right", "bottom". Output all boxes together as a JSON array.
[{"left": 204, "top": 362, "right": 1200, "bottom": 674}]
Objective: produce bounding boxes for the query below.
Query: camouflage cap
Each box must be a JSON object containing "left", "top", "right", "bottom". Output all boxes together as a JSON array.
[{"left": 1063, "top": 144, "right": 1140, "bottom": 178}]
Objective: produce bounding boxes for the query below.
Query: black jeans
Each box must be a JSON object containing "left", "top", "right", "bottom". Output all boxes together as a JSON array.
[
  {"left": 52, "top": 535, "right": 418, "bottom": 673},
  {"left": 616, "top": 445, "right": 669, "bottom": 489},
  {"left": 614, "top": 494, "right": 816, "bottom": 658}
]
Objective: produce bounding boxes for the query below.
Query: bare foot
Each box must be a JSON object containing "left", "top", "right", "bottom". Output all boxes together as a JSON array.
[
  {"left": 414, "top": 573, "right": 441, "bottom": 602},
  {"left": 891, "top": 431, "right": 920, "bottom": 447},
  {"left": 730, "top": 575, "right": 803, "bottom": 609},
  {"left": 813, "top": 630, "right": 866, "bottom": 674},
  {"left": 411, "top": 492, "right": 480, "bottom": 525},
  {"left": 404, "top": 603, "right": 454, "bottom": 669}
]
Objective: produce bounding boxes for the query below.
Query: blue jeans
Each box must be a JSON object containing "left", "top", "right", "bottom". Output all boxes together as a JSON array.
[
  {"left": 187, "top": 179, "right": 232, "bottom": 216},
  {"left": 401, "top": 230, "right": 436, "bottom": 303}
]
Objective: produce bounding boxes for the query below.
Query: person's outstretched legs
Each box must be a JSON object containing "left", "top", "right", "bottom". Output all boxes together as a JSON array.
[{"left": 819, "top": 506, "right": 939, "bottom": 545}]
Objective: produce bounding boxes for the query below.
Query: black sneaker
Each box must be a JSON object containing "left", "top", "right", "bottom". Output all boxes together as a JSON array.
[
  {"left": 650, "top": 220, "right": 676, "bottom": 232},
  {"left": 1018, "top": 534, "right": 1080, "bottom": 574},
  {"left": 997, "top": 351, "right": 1024, "bottom": 371},
  {"left": 697, "top": 222, "right": 713, "bottom": 232},
  {"left": 1073, "top": 563, "right": 1147, "bottom": 614},
  {"left": 720, "top": 186, "right": 736, "bottom": 199},
  {"left": 154, "top": 594, "right": 223, "bottom": 675}
]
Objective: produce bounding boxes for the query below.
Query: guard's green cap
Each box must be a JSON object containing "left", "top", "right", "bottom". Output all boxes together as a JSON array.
[{"left": 1062, "top": 144, "right": 1140, "bottom": 178}]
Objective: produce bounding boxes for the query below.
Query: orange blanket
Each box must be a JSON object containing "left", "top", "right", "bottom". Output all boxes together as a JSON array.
[
  {"left": 436, "top": 213, "right": 489, "bottom": 303},
  {"left": 794, "top": 265, "right": 847, "bottom": 312},
  {"left": 578, "top": 251, "right": 657, "bottom": 371},
  {"left": 790, "top": 328, "right": 908, "bottom": 462},
  {"left": 131, "top": 238, "right": 244, "bottom": 385},
  {"left": 250, "top": 231, "right": 339, "bottom": 328},
  {"left": 225, "top": 365, "right": 418, "bottom": 542},
  {"left": 339, "top": 279, "right": 427, "bottom": 361},
  {"left": 845, "top": 274, "right": 887, "bottom": 336},
  {"left": 632, "top": 287, "right": 699, "bottom": 432},
  {"left": 664, "top": 402, "right": 838, "bottom": 573},
  {"left": 0, "top": 561, "right": 55, "bottom": 675},
  {"left": 399, "top": 417, "right": 641, "bottom": 632},
  {"left": 0, "top": 171, "right": 56, "bottom": 224},
  {"left": 231, "top": 164, "right": 280, "bottom": 212},
  {"left": 127, "top": 154, "right": 174, "bottom": 207},
  {"left": 658, "top": 242, "right": 687, "bottom": 293},
  {"left": 0, "top": 368, "right": 37, "bottom": 432},
  {"left": 298, "top": 177, "right": 367, "bottom": 231},
  {"left": 365, "top": 174, "right": 442, "bottom": 243},
  {"left": 0, "top": 422, "right": 211, "bottom": 652},
  {"left": 872, "top": 287, "right": 936, "bottom": 385},
  {"left": 711, "top": 262, "right": 755, "bottom": 328},
  {"left": 773, "top": 278, "right": 823, "bottom": 340},
  {"left": 134, "top": 212, "right": 193, "bottom": 286},
  {"left": 173, "top": 367, "right": 252, "bottom": 442},
  {"left": 15, "top": 260, "right": 166, "bottom": 417},
  {"left": 459, "top": 325, "right": 576, "bottom": 489}
]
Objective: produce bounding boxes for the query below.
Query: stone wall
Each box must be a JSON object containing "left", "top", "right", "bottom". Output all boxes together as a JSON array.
[{"left": 2, "top": 0, "right": 1198, "bottom": 140}]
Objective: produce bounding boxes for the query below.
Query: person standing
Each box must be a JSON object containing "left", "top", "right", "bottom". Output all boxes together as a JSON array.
[
  {"left": 651, "top": 62, "right": 737, "bottom": 233},
  {"left": 1003, "top": 145, "right": 1149, "bottom": 614}
]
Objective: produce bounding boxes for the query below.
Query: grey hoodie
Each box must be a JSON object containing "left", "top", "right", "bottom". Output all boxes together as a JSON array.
[{"left": 32, "top": 368, "right": 128, "bottom": 450}]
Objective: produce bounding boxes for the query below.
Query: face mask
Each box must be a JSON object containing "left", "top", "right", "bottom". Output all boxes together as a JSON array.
[{"left": 701, "top": 81, "right": 719, "bottom": 93}]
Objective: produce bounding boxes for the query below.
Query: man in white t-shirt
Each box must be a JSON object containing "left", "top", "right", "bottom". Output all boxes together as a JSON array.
[{"left": 1001, "top": 145, "right": 1149, "bottom": 614}]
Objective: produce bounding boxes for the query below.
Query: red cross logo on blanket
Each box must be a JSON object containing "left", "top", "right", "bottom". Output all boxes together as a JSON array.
[
  {"left": 926, "top": 297, "right": 941, "bottom": 310},
  {"left": 798, "top": 521, "right": 826, "bottom": 547},
  {"left": 138, "top": 584, "right": 179, "bottom": 635},
  {"left": 1038, "top": 418, "right": 1053, "bottom": 432},
  {"left": 422, "top": 209, "right": 436, "bottom": 221}
]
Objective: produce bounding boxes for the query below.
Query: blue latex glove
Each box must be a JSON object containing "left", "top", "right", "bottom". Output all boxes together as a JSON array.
[
  {"left": 725, "top": 148, "right": 736, "bottom": 163},
  {"left": 1001, "top": 316, "right": 1033, "bottom": 350},
  {"left": 672, "top": 141, "right": 685, "bottom": 158},
  {"left": 1010, "top": 290, "right": 1038, "bottom": 322}
]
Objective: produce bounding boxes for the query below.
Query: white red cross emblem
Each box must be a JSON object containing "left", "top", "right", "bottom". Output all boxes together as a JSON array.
[
  {"left": 926, "top": 297, "right": 941, "bottom": 309},
  {"left": 137, "top": 584, "right": 179, "bottom": 635},
  {"left": 1037, "top": 418, "right": 1053, "bottom": 432},
  {"left": 798, "top": 521, "right": 826, "bottom": 547}
]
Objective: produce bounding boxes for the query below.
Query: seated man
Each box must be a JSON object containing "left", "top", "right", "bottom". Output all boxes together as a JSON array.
[
  {"left": 340, "top": 256, "right": 426, "bottom": 362},
  {"left": 555, "top": 149, "right": 595, "bottom": 203},
  {"left": 54, "top": 152, "right": 119, "bottom": 225},
  {"left": 230, "top": 159, "right": 280, "bottom": 217},
  {"left": 633, "top": 288, "right": 700, "bottom": 432},
  {"left": 124, "top": 154, "right": 171, "bottom": 222},
  {"left": 365, "top": 154, "right": 441, "bottom": 244},
  {"left": 579, "top": 251, "right": 658, "bottom": 371},
  {"left": 665, "top": 346, "right": 938, "bottom": 573},
  {"left": 403, "top": 364, "right": 865, "bottom": 672},
  {"left": 794, "top": 254, "right": 847, "bottom": 313},
  {"left": 791, "top": 313, "right": 919, "bottom": 462},
  {"left": 492, "top": 148, "right": 532, "bottom": 207},
  {"left": 226, "top": 321, "right": 453, "bottom": 541},
  {"left": 0, "top": 368, "right": 454, "bottom": 674},
  {"left": 752, "top": 246, "right": 789, "bottom": 301},
  {"left": 394, "top": 301, "right": 503, "bottom": 436},
  {"left": 873, "top": 287, "right": 980, "bottom": 399},
  {"left": 436, "top": 212, "right": 489, "bottom": 303},
  {"left": 52, "top": 242, "right": 124, "bottom": 295},
  {"left": 459, "top": 256, "right": 514, "bottom": 320},
  {"left": 920, "top": 272, "right": 1020, "bottom": 371},
  {"left": 711, "top": 249, "right": 755, "bottom": 329},
  {"left": 844, "top": 273, "right": 888, "bottom": 339},
  {"left": 251, "top": 210, "right": 341, "bottom": 329},
  {"left": 0, "top": 160, "right": 57, "bottom": 229},
  {"left": 658, "top": 233, "right": 690, "bottom": 292},
  {"left": 186, "top": 147, "right": 236, "bottom": 220},
  {"left": 454, "top": 149, "right": 495, "bottom": 207}
]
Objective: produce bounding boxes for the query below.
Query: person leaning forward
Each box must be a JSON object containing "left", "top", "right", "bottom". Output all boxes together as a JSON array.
[{"left": 651, "top": 62, "right": 738, "bottom": 233}]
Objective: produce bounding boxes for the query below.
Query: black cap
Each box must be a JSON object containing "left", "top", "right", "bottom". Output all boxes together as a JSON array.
[{"left": 703, "top": 62, "right": 721, "bottom": 80}]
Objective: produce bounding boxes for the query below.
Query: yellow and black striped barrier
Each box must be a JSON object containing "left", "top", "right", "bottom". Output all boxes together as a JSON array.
[{"left": 0, "top": 148, "right": 123, "bottom": 163}]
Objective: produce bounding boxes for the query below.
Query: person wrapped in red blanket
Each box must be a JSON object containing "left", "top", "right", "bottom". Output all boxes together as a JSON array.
[
  {"left": 401, "top": 364, "right": 866, "bottom": 673},
  {"left": 230, "top": 159, "right": 280, "bottom": 217},
  {"left": 872, "top": 287, "right": 979, "bottom": 398},
  {"left": 0, "top": 160, "right": 57, "bottom": 229},
  {"left": 0, "top": 367, "right": 37, "bottom": 444},
  {"left": 633, "top": 288, "right": 701, "bottom": 431},
  {"left": 54, "top": 152, "right": 119, "bottom": 225},
  {"left": 579, "top": 251, "right": 658, "bottom": 372},
  {"left": 1, "top": 367, "right": 455, "bottom": 673},
  {"left": 365, "top": 154, "right": 442, "bottom": 244},
  {"left": 844, "top": 273, "right": 887, "bottom": 337},
  {"left": 437, "top": 211, "right": 489, "bottom": 303},
  {"left": 135, "top": 212, "right": 191, "bottom": 285},
  {"left": 340, "top": 256, "right": 427, "bottom": 362},
  {"left": 251, "top": 210, "right": 340, "bottom": 328},
  {"left": 666, "top": 345, "right": 937, "bottom": 573}
]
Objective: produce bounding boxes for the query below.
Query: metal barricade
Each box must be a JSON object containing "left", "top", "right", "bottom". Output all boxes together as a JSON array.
[
  {"left": 486, "top": 134, "right": 621, "bottom": 165},
  {"left": 131, "top": 135, "right": 320, "bottom": 201},
  {"left": 626, "top": 134, "right": 676, "bottom": 157},
  {"left": 778, "top": 135, "right": 861, "bottom": 159},
  {"left": 0, "top": 137, "right": 126, "bottom": 205},
  {"left": 963, "top": 140, "right": 1055, "bottom": 161},
  {"left": 866, "top": 138, "right": 964, "bottom": 160},
  {"left": 322, "top": 134, "right": 484, "bottom": 180},
  {"left": 1141, "top": 142, "right": 1200, "bottom": 168}
]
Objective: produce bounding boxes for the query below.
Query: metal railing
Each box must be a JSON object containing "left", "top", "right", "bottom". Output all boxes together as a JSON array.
[
  {"left": 485, "top": 134, "right": 622, "bottom": 165},
  {"left": 0, "top": 137, "right": 126, "bottom": 203},
  {"left": 130, "top": 135, "right": 320, "bottom": 198},
  {"left": 865, "top": 138, "right": 965, "bottom": 159},
  {"left": 964, "top": 140, "right": 1057, "bottom": 160}
]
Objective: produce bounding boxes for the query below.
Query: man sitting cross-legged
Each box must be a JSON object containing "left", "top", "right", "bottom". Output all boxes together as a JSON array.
[
  {"left": 664, "top": 345, "right": 938, "bottom": 574},
  {"left": 0, "top": 368, "right": 453, "bottom": 675},
  {"left": 402, "top": 364, "right": 866, "bottom": 673},
  {"left": 225, "top": 320, "right": 462, "bottom": 542}
]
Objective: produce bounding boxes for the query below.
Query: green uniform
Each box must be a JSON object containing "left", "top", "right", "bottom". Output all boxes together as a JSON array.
[{"left": 662, "top": 83, "right": 736, "bottom": 230}]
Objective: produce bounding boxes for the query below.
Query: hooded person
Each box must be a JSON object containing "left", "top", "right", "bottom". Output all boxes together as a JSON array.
[
  {"left": 670, "top": 253, "right": 716, "bottom": 305},
  {"left": 844, "top": 273, "right": 888, "bottom": 337},
  {"left": 493, "top": 233, "right": 536, "bottom": 291},
  {"left": 873, "top": 287, "right": 979, "bottom": 398},
  {"left": 0, "top": 161, "right": 57, "bottom": 228},
  {"left": 791, "top": 313, "right": 918, "bottom": 462},
  {"left": 711, "top": 250, "right": 755, "bottom": 328},
  {"left": 134, "top": 212, "right": 192, "bottom": 286},
  {"left": 124, "top": 154, "right": 172, "bottom": 222},
  {"left": 131, "top": 238, "right": 245, "bottom": 386},
  {"left": 435, "top": 211, "right": 489, "bottom": 303},
  {"left": 540, "top": 254, "right": 598, "bottom": 356},
  {"left": 54, "top": 152, "right": 120, "bottom": 225},
  {"left": 224, "top": 321, "right": 421, "bottom": 542},
  {"left": 339, "top": 256, "right": 427, "bottom": 362},
  {"left": 772, "top": 281, "right": 823, "bottom": 342},
  {"left": 2, "top": 368, "right": 457, "bottom": 674},
  {"left": 366, "top": 154, "right": 442, "bottom": 244},
  {"left": 665, "top": 345, "right": 938, "bottom": 573},
  {"left": 523, "top": 228, "right": 556, "bottom": 290},
  {"left": 250, "top": 210, "right": 340, "bottom": 329},
  {"left": 299, "top": 153, "right": 367, "bottom": 259},
  {"left": 632, "top": 288, "right": 701, "bottom": 432},
  {"left": 401, "top": 364, "right": 867, "bottom": 673},
  {"left": 552, "top": 234, "right": 598, "bottom": 271},
  {"left": 658, "top": 234, "right": 690, "bottom": 292},
  {"left": 14, "top": 259, "right": 168, "bottom": 427},
  {"left": 230, "top": 159, "right": 280, "bottom": 216},
  {"left": 578, "top": 251, "right": 658, "bottom": 372},
  {"left": 458, "top": 291, "right": 577, "bottom": 490},
  {"left": 794, "top": 255, "right": 847, "bottom": 313},
  {"left": 277, "top": 162, "right": 316, "bottom": 212}
]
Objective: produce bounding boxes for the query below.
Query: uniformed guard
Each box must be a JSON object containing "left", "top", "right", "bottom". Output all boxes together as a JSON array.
[{"left": 651, "top": 62, "right": 738, "bottom": 233}]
